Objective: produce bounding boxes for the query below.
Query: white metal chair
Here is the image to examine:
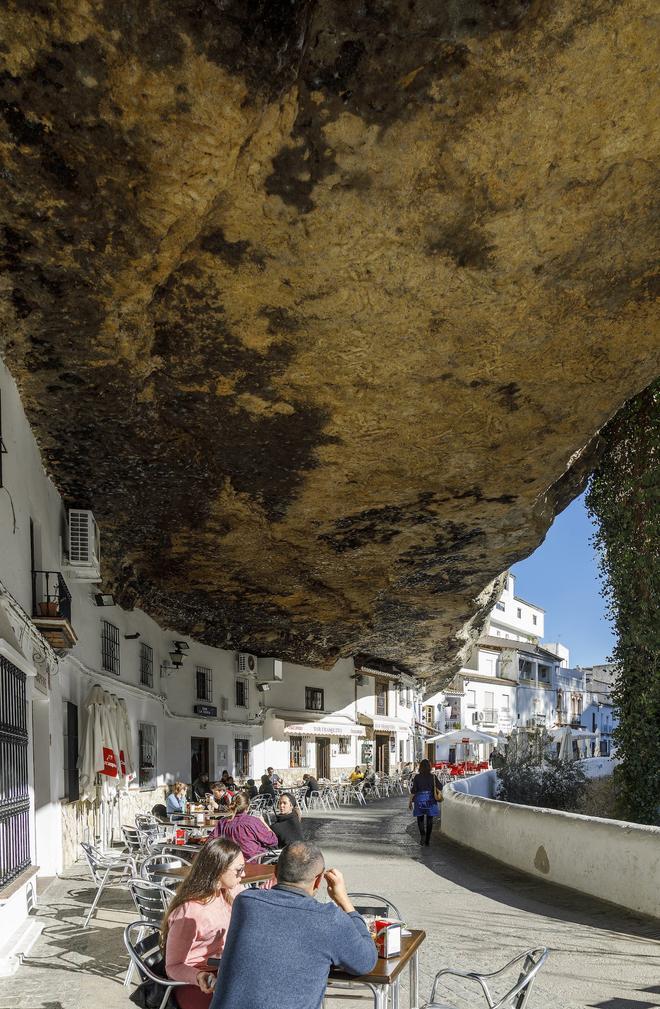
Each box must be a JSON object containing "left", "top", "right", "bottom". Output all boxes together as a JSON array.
[
  {"left": 348, "top": 892, "right": 402, "bottom": 920},
  {"left": 80, "top": 841, "right": 136, "bottom": 928},
  {"left": 246, "top": 849, "right": 282, "bottom": 864},
  {"left": 142, "top": 851, "right": 193, "bottom": 882},
  {"left": 124, "top": 879, "right": 175, "bottom": 987},
  {"left": 124, "top": 921, "right": 188, "bottom": 1009},
  {"left": 422, "top": 948, "right": 549, "bottom": 1009}
]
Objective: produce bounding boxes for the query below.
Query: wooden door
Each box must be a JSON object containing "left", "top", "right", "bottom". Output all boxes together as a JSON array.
[
  {"left": 316, "top": 737, "right": 331, "bottom": 779},
  {"left": 375, "top": 733, "right": 390, "bottom": 774}
]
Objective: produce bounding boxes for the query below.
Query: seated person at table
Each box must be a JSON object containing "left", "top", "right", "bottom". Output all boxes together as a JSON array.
[
  {"left": 166, "top": 781, "right": 188, "bottom": 818},
  {"left": 164, "top": 838, "right": 245, "bottom": 1009},
  {"left": 191, "top": 772, "right": 211, "bottom": 803},
  {"left": 244, "top": 778, "right": 258, "bottom": 800},
  {"left": 211, "top": 792, "right": 278, "bottom": 858},
  {"left": 271, "top": 792, "right": 304, "bottom": 847},
  {"left": 210, "top": 841, "right": 377, "bottom": 1009},
  {"left": 348, "top": 766, "right": 364, "bottom": 783},
  {"left": 302, "top": 773, "right": 320, "bottom": 798},
  {"left": 208, "top": 783, "right": 231, "bottom": 810},
  {"left": 258, "top": 773, "right": 277, "bottom": 801},
  {"left": 151, "top": 803, "right": 169, "bottom": 822}
]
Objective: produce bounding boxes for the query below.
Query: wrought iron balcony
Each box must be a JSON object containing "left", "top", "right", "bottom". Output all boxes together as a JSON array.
[
  {"left": 31, "top": 570, "right": 77, "bottom": 650},
  {"left": 481, "top": 708, "right": 497, "bottom": 724}
]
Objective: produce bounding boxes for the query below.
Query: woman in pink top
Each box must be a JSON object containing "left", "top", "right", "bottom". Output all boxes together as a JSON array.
[
  {"left": 163, "top": 838, "right": 245, "bottom": 1009},
  {"left": 211, "top": 792, "right": 278, "bottom": 858}
]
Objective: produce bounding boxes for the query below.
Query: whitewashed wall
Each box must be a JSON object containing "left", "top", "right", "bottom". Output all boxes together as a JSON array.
[{"left": 442, "top": 786, "right": 660, "bottom": 918}]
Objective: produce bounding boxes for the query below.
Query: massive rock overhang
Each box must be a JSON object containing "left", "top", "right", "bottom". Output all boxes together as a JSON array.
[{"left": 0, "top": 1, "right": 657, "bottom": 689}]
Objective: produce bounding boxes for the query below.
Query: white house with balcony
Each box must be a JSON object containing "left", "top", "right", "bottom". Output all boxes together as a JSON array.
[{"left": 0, "top": 359, "right": 418, "bottom": 973}]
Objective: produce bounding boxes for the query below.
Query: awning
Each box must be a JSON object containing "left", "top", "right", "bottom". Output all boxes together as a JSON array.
[
  {"left": 359, "top": 714, "right": 411, "bottom": 733},
  {"left": 283, "top": 722, "right": 366, "bottom": 737}
]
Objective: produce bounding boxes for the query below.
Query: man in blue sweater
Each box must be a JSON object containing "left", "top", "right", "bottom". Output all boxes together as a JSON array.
[{"left": 210, "top": 841, "right": 378, "bottom": 1009}]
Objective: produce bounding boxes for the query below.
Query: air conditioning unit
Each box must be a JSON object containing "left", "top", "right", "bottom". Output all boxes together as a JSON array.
[
  {"left": 237, "top": 653, "right": 257, "bottom": 676},
  {"left": 258, "top": 657, "right": 283, "bottom": 682},
  {"left": 66, "top": 509, "right": 101, "bottom": 580}
]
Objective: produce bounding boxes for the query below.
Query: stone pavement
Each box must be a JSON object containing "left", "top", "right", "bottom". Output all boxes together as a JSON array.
[{"left": 0, "top": 797, "right": 658, "bottom": 1009}]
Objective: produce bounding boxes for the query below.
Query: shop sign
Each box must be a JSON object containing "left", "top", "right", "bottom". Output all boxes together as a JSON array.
[{"left": 194, "top": 704, "right": 217, "bottom": 718}]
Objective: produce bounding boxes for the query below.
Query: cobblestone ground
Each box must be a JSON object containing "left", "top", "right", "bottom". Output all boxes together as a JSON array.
[{"left": 1, "top": 797, "right": 658, "bottom": 1009}]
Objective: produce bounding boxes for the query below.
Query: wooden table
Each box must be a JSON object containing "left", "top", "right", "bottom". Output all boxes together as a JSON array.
[
  {"left": 328, "top": 929, "right": 426, "bottom": 1009},
  {"left": 151, "top": 862, "right": 276, "bottom": 886}
]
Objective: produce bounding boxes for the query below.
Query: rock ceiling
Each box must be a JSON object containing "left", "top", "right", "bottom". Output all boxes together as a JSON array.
[{"left": 0, "top": 1, "right": 658, "bottom": 684}]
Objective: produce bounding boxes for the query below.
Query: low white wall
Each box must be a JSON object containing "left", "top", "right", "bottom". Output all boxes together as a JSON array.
[
  {"left": 449, "top": 769, "right": 496, "bottom": 798},
  {"left": 442, "top": 786, "right": 660, "bottom": 919}
]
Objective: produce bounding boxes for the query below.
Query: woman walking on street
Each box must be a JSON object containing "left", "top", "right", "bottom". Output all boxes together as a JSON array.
[{"left": 408, "top": 758, "right": 440, "bottom": 846}]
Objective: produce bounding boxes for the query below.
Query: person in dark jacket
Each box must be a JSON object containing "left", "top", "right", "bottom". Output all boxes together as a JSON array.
[
  {"left": 192, "top": 772, "right": 211, "bottom": 802},
  {"left": 259, "top": 774, "right": 277, "bottom": 801},
  {"left": 244, "top": 779, "right": 258, "bottom": 800},
  {"left": 209, "top": 842, "right": 377, "bottom": 1009},
  {"left": 408, "top": 758, "right": 440, "bottom": 846},
  {"left": 302, "top": 773, "right": 320, "bottom": 798},
  {"left": 271, "top": 793, "right": 304, "bottom": 847}
]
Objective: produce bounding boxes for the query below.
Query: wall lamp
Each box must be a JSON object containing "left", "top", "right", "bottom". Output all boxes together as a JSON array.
[
  {"left": 94, "top": 593, "right": 115, "bottom": 607},
  {"left": 169, "top": 641, "right": 189, "bottom": 668}
]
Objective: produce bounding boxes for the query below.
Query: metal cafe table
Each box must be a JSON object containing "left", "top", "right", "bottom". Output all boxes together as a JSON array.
[
  {"left": 152, "top": 862, "right": 276, "bottom": 887},
  {"left": 327, "top": 928, "right": 426, "bottom": 1009}
]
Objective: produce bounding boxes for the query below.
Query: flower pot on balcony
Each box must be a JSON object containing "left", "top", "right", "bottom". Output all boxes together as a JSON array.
[{"left": 38, "top": 601, "right": 60, "bottom": 617}]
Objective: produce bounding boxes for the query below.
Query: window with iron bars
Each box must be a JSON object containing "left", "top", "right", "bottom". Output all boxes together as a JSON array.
[
  {"left": 196, "top": 666, "right": 213, "bottom": 702},
  {"left": 101, "top": 621, "right": 120, "bottom": 675},
  {"left": 140, "top": 642, "right": 153, "bottom": 687},
  {"left": 338, "top": 736, "right": 351, "bottom": 754},
  {"left": 235, "top": 677, "right": 249, "bottom": 708},
  {"left": 289, "top": 735, "right": 307, "bottom": 768},
  {"left": 305, "top": 686, "right": 324, "bottom": 711}
]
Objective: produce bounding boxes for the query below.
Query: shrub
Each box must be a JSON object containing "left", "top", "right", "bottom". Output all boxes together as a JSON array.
[{"left": 497, "top": 756, "right": 587, "bottom": 811}]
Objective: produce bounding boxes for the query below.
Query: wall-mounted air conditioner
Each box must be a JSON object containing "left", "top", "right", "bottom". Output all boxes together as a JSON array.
[
  {"left": 66, "top": 509, "right": 101, "bottom": 580},
  {"left": 258, "top": 657, "right": 283, "bottom": 682},
  {"left": 237, "top": 653, "right": 257, "bottom": 676}
]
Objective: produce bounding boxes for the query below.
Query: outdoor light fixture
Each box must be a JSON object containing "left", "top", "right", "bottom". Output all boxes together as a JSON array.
[
  {"left": 94, "top": 593, "right": 115, "bottom": 607},
  {"left": 124, "top": 632, "right": 140, "bottom": 639},
  {"left": 169, "top": 641, "right": 188, "bottom": 668}
]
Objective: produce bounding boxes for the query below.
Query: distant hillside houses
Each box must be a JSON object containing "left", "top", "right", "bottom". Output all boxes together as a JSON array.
[{"left": 422, "top": 573, "right": 618, "bottom": 762}]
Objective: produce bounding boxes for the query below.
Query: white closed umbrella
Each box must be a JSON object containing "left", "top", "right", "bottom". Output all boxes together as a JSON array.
[
  {"left": 116, "top": 697, "right": 135, "bottom": 782},
  {"left": 555, "top": 726, "right": 573, "bottom": 761},
  {"left": 78, "top": 685, "right": 107, "bottom": 801}
]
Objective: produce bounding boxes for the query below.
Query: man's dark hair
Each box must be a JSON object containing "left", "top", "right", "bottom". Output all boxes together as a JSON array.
[{"left": 277, "top": 842, "right": 324, "bottom": 884}]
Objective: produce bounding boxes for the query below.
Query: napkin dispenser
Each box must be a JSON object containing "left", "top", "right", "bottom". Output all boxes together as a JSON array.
[{"left": 374, "top": 920, "right": 401, "bottom": 958}]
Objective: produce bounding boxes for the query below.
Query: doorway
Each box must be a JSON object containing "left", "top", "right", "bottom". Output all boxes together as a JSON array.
[
  {"left": 316, "top": 737, "right": 330, "bottom": 779},
  {"left": 375, "top": 733, "right": 390, "bottom": 774},
  {"left": 190, "top": 737, "right": 209, "bottom": 783}
]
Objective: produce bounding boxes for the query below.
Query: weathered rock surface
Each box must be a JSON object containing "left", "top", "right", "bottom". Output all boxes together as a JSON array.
[{"left": 0, "top": 1, "right": 658, "bottom": 683}]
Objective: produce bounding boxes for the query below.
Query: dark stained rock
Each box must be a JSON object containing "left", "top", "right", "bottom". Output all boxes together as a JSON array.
[{"left": 0, "top": 0, "right": 658, "bottom": 685}]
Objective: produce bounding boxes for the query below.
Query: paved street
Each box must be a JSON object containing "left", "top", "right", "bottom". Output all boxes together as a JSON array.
[{"left": 1, "top": 797, "right": 658, "bottom": 1009}]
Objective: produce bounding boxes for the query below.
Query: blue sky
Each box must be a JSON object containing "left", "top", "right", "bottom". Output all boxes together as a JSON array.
[{"left": 510, "top": 492, "right": 615, "bottom": 667}]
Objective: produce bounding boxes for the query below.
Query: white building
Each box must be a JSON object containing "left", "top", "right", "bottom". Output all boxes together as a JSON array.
[
  {"left": 0, "top": 358, "right": 418, "bottom": 971},
  {"left": 423, "top": 574, "right": 566, "bottom": 761}
]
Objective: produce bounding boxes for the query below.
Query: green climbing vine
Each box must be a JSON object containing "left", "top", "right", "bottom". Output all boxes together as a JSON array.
[{"left": 585, "top": 379, "right": 659, "bottom": 825}]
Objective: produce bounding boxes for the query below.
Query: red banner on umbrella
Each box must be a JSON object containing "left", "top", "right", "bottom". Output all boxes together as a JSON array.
[{"left": 100, "top": 746, "right": 118, "bottom": 777}]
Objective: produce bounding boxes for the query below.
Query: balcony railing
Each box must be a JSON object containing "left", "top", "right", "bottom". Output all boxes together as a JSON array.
[
  {"left": 481, "top": 708, "right": 497, "bottom": 724},
  {"left": 31, "top": 570, "right": 77, "bottom": 650},
  {"left": 32, "top": 570, "right": 72, "bottom": 622}
]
